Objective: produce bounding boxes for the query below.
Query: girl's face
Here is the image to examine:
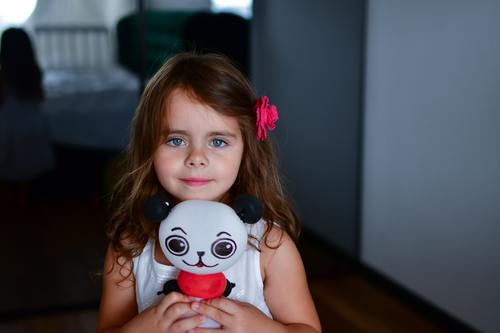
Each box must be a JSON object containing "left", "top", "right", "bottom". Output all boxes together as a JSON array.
[{"left": 154, "top": 89, "right": 244, "bottom": 202}]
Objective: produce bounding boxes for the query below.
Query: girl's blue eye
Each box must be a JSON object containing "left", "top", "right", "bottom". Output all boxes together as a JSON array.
[
  {"left": 211, "top": 138, "right": 227, "bottom": 148},
  {"left": 167, "top": 137, "right": 185, "bottom": 147}
]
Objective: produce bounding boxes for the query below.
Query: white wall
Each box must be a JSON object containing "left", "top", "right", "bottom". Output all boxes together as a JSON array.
[
  {"left": 362, "top": 1, "right": 500, "bottom": 332},
  {"left": 27, "top": 0, "right": 120, "bottom": 26}
]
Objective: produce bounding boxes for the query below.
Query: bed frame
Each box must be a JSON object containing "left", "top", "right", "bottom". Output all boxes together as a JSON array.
[{"left": 34, "top": 25, "right": 112, "bottom": 69}]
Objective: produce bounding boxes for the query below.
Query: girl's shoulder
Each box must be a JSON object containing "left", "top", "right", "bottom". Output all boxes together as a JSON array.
[
  {"left": 257, "top": 221, "right": 296, "bottom": 281},
  {"left": 251, "top": 218, "right": 290, "bottom": 246}
]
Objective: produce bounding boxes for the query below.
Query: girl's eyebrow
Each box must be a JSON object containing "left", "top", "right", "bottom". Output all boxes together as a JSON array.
[
  {"left": 208, "top": 131, "right": 238, "bottom": 138},
  {"left": 166, "top": 129, "right": 237, "bottom": 138},
  {"left": 166, "top": 129, "right": 189, "bottom": 135}
]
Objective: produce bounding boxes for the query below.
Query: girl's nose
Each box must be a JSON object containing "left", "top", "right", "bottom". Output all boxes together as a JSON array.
[{"left": 185, "top": 148, "right": 208, "bottom": 167}]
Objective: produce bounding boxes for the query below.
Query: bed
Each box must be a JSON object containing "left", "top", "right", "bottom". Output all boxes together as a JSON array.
[{"left": 35, "top": 25, "right": 140, "bottom": 152}]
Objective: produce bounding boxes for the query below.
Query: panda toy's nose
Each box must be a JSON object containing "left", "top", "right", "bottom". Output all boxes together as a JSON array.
[{"left": 197, "top": 251, "right": 205, "bottom": 257}]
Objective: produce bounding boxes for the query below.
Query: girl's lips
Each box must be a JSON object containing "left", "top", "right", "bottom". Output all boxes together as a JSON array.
[{"left": 180, "top": 178, "right": 211, "bottom": 186}]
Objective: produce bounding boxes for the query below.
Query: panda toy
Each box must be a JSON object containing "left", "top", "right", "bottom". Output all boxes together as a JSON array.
[{"left": 144, "top": 194, "right": 262, "bottom": 320}]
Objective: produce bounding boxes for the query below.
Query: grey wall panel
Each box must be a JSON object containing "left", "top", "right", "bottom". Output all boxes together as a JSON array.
[{"left": 252, "top": 0, "right": 365, "bottom": 255}]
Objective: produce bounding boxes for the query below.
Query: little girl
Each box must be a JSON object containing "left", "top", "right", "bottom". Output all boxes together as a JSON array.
[{"left": 97, "top": 53, "right": 321, "bottom": 333}]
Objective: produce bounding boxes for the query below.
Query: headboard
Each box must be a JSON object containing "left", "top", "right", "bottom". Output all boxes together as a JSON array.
[{"left": 34, "top": 25, "right": 112, "bottom": 70}]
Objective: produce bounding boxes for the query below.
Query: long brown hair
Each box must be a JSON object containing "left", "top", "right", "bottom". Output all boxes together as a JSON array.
[{"left": 107, "top": 52, "right": 300, "bottom": 274}]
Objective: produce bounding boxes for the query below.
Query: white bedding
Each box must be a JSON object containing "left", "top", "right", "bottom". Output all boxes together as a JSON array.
[{"left": 43, "top": 66, "right": 140, "bottom": 151}]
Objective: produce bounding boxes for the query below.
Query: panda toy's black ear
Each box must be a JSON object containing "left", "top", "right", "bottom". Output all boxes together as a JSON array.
[
  {"left": 233, "top": 194, "right": 262, "bottom": 224},
  {"left": 144, "top": 195, "right": 172, "bottom": 223}
]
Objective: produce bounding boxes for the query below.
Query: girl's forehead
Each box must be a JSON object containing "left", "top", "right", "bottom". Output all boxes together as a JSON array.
[{"left": 163, "top": 89, "right": 240, "bottom": 134}]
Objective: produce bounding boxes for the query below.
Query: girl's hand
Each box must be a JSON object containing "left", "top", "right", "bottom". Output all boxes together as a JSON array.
[
  {"left": 191, "top": 298, "right": 279, "bottom": 333},
  {"left": 122, "top": 292, "right": 205, "bottom": 333}
]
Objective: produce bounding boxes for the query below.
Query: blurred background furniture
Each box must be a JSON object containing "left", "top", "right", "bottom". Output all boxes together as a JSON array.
[
  {"left": 35, "top": 25, "right": 139, "bottom": 151},
  {"left": 116, "top": 11, "right": 249, "bottom": 77}
]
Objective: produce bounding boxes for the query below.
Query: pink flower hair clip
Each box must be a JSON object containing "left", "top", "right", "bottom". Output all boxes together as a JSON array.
[{"left": 255, "top": 96, "right": 279, "bottom": 141}]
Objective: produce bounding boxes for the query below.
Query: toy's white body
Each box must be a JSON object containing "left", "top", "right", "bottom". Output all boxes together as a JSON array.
[{"left": 155, "top": 199, "right": 257, "bottom": 330}]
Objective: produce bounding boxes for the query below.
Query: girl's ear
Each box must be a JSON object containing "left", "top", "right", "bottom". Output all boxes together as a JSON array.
[
  {"left": 144, "top": 195, "right": 172, "bottom": 223},
  {"left": 233, "top": 195, "right": 262, "bottom": 224}
]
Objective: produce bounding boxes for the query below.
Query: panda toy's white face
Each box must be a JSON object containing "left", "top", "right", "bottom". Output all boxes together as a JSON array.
[{"left": 158, "top": 200, "right": 248, "bottom": 274}]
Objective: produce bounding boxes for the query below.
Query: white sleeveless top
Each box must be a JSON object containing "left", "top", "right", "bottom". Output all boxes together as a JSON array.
[{"left": 132, "top": 220, "right": 272, "bottom": 318}]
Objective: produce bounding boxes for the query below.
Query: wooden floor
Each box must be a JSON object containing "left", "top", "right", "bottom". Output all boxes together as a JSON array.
[
  {"left": 0, "top": 192, "right": 462, "bottom": 332},
  {"left": 298, "top": 233, "right": 449, "bottom": 333},
  {"left": 0, "top": 310, "right": 98, "bottom": 333}
]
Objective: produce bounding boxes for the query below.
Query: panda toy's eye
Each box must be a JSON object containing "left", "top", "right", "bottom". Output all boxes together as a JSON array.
[
  {"left": 211, "top": 238, "right": 237, "bottom": 259},
  {"left": 165, "top": 235, "right": 189, "bottom": 256}
]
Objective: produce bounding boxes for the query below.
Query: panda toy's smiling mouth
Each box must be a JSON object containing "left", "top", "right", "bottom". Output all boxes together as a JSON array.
[
  {"left": 182, "top": 251, "right": 219, "bottom": 268},
  {"left": 182, "top": 259, "right": 218, "bottom": 268}
]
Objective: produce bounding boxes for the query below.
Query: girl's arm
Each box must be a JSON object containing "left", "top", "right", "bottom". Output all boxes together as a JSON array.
[
  {"left": 97, "top": 245, "right": 137, "bottom": 332},
  {"left": 97, "top": 245, "right": 204, "bottom": 333},
  {"left": 190, "top": 227, "right": 322, "bottom": 333},
  {"left": 261, "top": 228, "right": 321, "bottom": 332}
]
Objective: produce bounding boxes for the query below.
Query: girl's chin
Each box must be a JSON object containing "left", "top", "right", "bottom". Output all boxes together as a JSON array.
[
  {"left": 173, "top": 193, "right": 223, "bottom": 202},
  {"left": 164, "top": 186, "right": 228, "bottom": 202}
]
